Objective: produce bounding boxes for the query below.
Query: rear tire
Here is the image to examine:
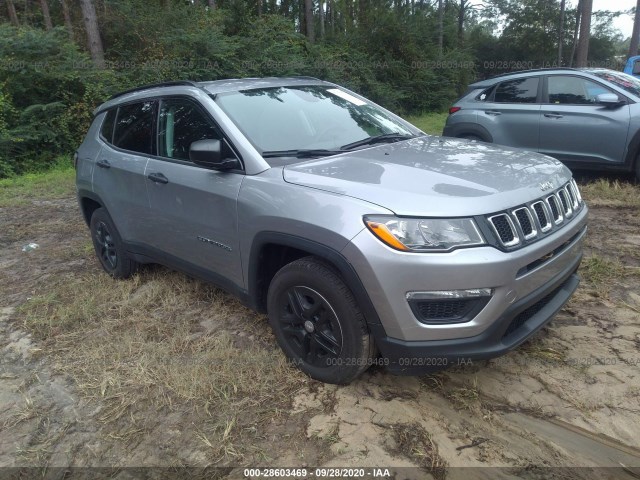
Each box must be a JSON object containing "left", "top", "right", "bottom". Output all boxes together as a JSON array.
[
  {"left": 267, "top": 257, "right": 375, "bottom": 384},
  {"left": 90, "top": 208, "right": 138, "bottom": 279}
]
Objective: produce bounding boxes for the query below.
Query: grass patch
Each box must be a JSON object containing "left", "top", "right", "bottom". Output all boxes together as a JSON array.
[
  {"left": 445, "top": 378, "right": 480, "bottom": 411},
  {"left": 580, "top": 255, "right": 624, "bottom": 298},
  {"left": 0, "top": 157, "right": 75, "bottom": 208},
  {"left": 19, "top": 268, "right": 307, "bottom": 464},
  {"left": 407, "top": 113, "right": 448, "bottom": 136},
  {"left": 391, "top": 422, "right": 447, "bottom": 479},
  {"left": 579, "top": 179, "right": 640, "bottom": 208}
]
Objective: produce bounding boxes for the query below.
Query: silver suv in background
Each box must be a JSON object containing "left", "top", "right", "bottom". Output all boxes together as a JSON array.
[
  {"left": 443, "top": 68, "right": 640, "bottom": 180},
  {"left": 75, "top": 77, "right": 587, "bottom": 384}
]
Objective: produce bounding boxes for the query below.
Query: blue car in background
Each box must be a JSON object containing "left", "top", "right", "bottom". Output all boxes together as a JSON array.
[{"left": 624, "top": 56, "right": 640, "bottom": 78}]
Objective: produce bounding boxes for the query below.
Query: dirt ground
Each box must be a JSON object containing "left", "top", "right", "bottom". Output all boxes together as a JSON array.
[{"left": 1, "top": 177, "right": 640, "bottom": 479}]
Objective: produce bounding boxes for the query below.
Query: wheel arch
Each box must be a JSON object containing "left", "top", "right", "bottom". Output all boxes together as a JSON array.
[
  {"left": 443, "top": 122, "right": 493, "bottom": 143},
  {"left": 77, "top": 189, "right": 105, "bottom": 226},
  {"left": 247, "top": 232, "right": 383, "bottom": 327},
  {"left": 624, "top": 128, "right": 640, "bottom": 174}
]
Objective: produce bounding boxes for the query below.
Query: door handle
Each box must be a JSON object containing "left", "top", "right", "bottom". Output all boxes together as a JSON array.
[
  {"left": 147, "top": 172, "right": 169, "bottom": 184},
  {"left": 484, "top": 110, "right": 502, "bottom": 116},
  {"left": 96, "top": 159, "right": 111, "bottom": 169},
  {"left": 544, "top": 113, "right": 564, "bottom": 119}
]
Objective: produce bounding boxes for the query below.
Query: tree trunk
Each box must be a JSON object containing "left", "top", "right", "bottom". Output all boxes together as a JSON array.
[
  {"left": 39, "top": 0, "right": 53, "bottom": 29},
  {"left": 304, "top": 0, "right": 314, "bottom": 42},
  {"left": 575, "top": 0, "right": 592, "bottom": 67},
  {"left": 329, "top": 0, "right": 335, "bottom": 34},
  {"left": 558, "top": 0, "right": 565, "bottom": 65},
  {"left": 457, "top": 0, "right": 466, "bottom": 45},
  {"left": 60, "top": 0, "right": 73, "bottom": 38},
  {"left": 629, "top": 0, "right": 640, "bottom": 58},
  {"left": 569, "top": 0, "right": 581, "bottom": 67},
  {"left": 319, "top": 0, "right": 325, "bottom": 38},
  {"left": 437, "top": 0, "right": 443, "bottom": 56},
  {"left": 79, "top": 0, "right": 105, "bottom": 68},
  {"left": 257, "top": 0, "right": 262, "bottom": 15},
  {"left": 6, "top": 0, "right": 19, "bottom": 26}
]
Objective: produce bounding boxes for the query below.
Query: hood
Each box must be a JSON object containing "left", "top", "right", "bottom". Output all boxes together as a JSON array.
[{"left": 283, "top": 136, "right": 572, "bottom": 217}]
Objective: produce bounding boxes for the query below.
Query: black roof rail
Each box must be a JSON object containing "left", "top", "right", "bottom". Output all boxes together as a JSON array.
[{"left": 108, "top": 80, "right": 201, "bottom": 100}]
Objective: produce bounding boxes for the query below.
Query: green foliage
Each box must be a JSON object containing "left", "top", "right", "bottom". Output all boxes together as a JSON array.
[
  {"left": 406, "top": 113, "right": 448, "bottom": 136},
  {"left": 0, "top": 0, "right": 627, "bottom": 177},
  {"left": 0, "top": 25, "right": 123, "bottom": 175},
  {"left": 0, "top": 155, "right": 74, "bottom": 207}
]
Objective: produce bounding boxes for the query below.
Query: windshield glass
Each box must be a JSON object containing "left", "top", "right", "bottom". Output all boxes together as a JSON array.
[
  {"left": 215, "top": 85, "right": 416, "bottom": 163},
  {"left": 585, "top": 69, "right": 640, "bottom": 97}
]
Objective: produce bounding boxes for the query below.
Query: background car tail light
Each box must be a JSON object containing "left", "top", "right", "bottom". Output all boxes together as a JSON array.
[{"left": 449, "top": 106, "right": 461, "bottom": 114}]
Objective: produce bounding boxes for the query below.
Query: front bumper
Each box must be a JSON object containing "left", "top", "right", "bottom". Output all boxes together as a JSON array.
[
  {"left": 370, "top": 256, "right": 580, "bottom": 374},
  {"left": 341, "top": 204, "right": 587, "bottom": 373}
]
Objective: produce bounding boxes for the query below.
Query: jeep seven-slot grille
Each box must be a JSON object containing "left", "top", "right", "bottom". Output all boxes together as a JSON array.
[
  {"left": 532, "top": 201, "right": 551, "bottom": 232},
  {"left": 547, "top": 195, "right": 561, "bottom": 222},
  {"left": 487, "top": 181, "right": 584, "bottom": 249},
  {"left": 489, "top": 214, "right": 518, "bottom": 246}
]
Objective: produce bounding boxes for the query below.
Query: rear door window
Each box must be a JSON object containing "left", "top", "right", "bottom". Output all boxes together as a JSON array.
[
  {"left": 494, "top": 78, "right": 539, "bottom": 103},
  {"left": 113, "top": 101, "right": 156, "bottom": 155}
]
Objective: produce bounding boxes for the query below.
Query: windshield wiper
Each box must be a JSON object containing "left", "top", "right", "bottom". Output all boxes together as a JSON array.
[
  {"left": 340, "top": 133, "right": 418, "bottom": 151},
  {"left": 261, "top": 149, "right": 343, "bottom": 159}
]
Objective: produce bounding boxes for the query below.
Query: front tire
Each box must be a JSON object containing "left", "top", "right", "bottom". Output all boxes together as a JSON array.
[
  {"left": 267, "top": 257, "right": 374, "bottom": 384},
  {"left": 90, "top": 208, "right": 138, "bottom": 279}
]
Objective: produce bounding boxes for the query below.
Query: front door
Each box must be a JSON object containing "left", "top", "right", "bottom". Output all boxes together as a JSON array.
[
  {"left": 539, "top": 75, "right": 630, "bottom": 165},
  {"left": 144, "top": 97, "right": 244, "bottom": 287}
]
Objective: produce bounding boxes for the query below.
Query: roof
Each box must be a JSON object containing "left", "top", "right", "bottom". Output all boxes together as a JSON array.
[
  {"left": 469, "top": 68, "right": 581, "bottom": 88},
  {"left": 95, "top": 76, "right": 331, "bottom": 115},
  {"left": 107, "top": 76, "right": 328, "bottom": 100}
]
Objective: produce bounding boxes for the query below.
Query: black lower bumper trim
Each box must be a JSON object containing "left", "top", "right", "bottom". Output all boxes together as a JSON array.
[{"left": 372, "top": 254, "right": 582, "bottom": 375}]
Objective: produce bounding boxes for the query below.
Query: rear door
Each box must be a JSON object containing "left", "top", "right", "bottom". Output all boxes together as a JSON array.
[
  {"left": 475, "top": 76, "right": 541, "bottom": 151},
  {"left": 92, "top": 101, "right": 156, "bottom": 243},
  {"left": 539, "top": 75, "right": 630, "bottom": 165},
  {"left": 144, "top": 96, "right": 244, "bottom": 287}
]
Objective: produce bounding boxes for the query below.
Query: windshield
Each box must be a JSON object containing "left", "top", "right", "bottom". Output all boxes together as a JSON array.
[
  {"left": 215, "top": 85, "right": 417, "bottom": 164},
  {"left": 585, "top": 69, "right": 640, "bottom": 97}
]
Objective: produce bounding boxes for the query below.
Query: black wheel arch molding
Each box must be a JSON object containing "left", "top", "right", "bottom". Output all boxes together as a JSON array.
[
  {"left": 247, "top": 231, "right": 384, "bottom": 328},
  {"left": 77, "top": 189, "right": 107, "bottom": 226},
  {"left": 624, "top": 127, "right": 640, "bottom": 172}
]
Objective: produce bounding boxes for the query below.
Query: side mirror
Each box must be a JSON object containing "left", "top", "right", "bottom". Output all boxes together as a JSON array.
[
  {"left": 189, "top": 139, "right": 239, "bottom": 170},
  {"left": 596, "top": 93, "right": 621, "bottom": 107}
]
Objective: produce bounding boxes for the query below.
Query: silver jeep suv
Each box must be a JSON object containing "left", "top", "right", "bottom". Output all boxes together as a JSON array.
[{"left": 75, "top": 77, "right": 588, "bottom": 384}]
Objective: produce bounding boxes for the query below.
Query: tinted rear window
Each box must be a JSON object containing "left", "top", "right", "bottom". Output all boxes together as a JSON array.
[
  {"left": 100, "top": 109, "right": 116, "bottom": 143},
  {"left": 113, "top": 101, "right": 156, "bottom": 155},
  {"left": 494, "top": 78, "right": 539, "bottom": 103}
]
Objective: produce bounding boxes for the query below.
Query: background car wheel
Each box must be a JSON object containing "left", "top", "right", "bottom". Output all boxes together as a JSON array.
[
  {"left": 267, "top": 256, "right": 375, "bottom": 384},
  {"left": 459, "top": 134, "right": 484, "bottom": 142},
  {"left": 90, "top": 208, "right": 138, "bottom": 279}
]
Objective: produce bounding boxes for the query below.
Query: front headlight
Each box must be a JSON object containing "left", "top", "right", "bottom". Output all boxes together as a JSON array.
[{"left": 364, "top": 215, "right": 485, "bottom": 252}]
